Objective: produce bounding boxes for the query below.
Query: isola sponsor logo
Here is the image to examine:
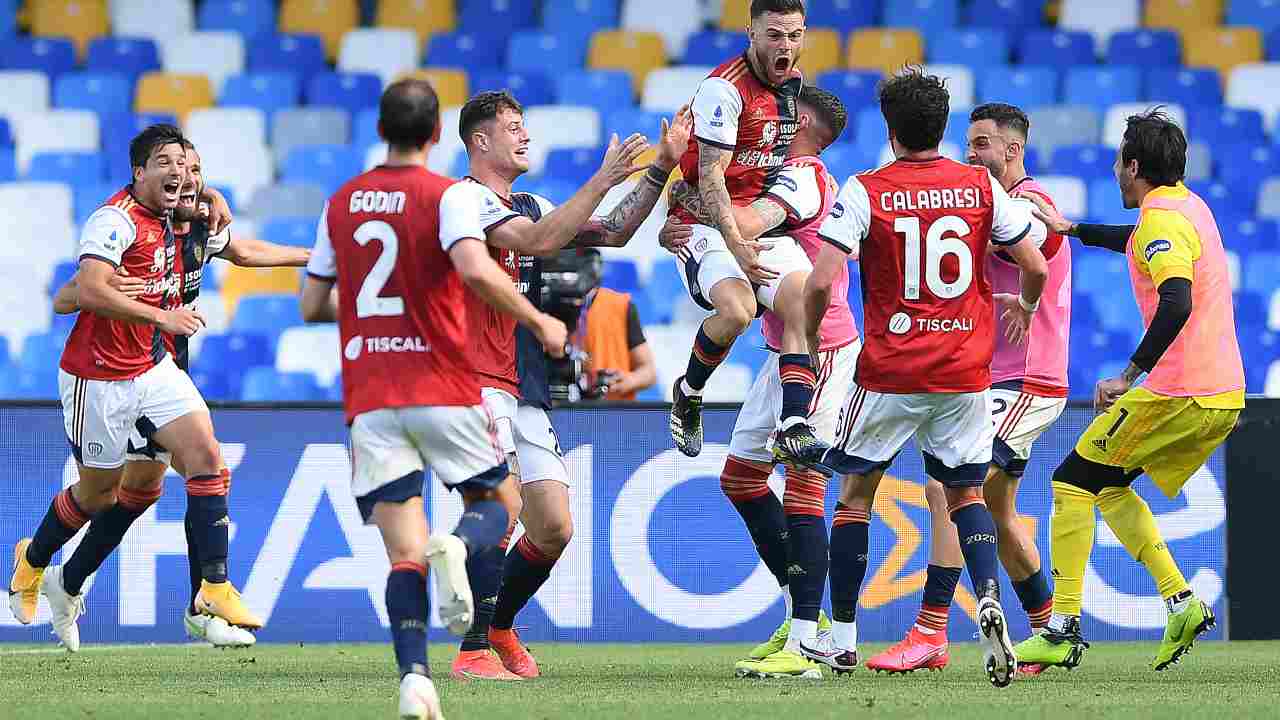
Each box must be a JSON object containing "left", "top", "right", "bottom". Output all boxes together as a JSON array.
[{"left": 1144, "top": 238, "right": 1172, "bottom": 262}]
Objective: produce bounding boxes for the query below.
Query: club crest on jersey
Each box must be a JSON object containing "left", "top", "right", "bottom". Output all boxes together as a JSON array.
[
  {"left": 1144, "top": 238, "right": 1172, "bottom": 262},
  {"left": 193, "top": 240, "right": 205, "bottom": 265}
]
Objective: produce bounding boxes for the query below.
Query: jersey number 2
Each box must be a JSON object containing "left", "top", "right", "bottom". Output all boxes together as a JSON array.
[
  {"left": 354, "top": 220, "right": 405, "bottom": 318},
  {"left": 894, "top": 215, "right": 974, "bottom": 300}
]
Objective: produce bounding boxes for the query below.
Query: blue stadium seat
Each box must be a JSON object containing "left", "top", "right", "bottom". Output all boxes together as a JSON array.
[
  {"left": 943, "top": 110, "right": 972, "bottom": 151},
  {"left": 1145, "top": 68, "right": 1222, "bottom": 107},
  {"left": 807, "top": 0, "right": 879, "bottom": 32},
  {"left": 927, "top": 28, "right": 1010, "bottom": 68},
  {"left": 1019, "top": 30, "right": 1095, "bottom": 66},
  {"left": 978, "top": 66, "right": 1058, "bottom": 109},
  {"left": 1088, "top": 178, "right": 1134, "bottom": 224},
  {"left": 1069, "top": 294, "right": 1103, "bottom": 334},
  {"left": 324, "top": 378, "right": 343, "bottom": 402},
  {"left": 25, "top": 151, "right": 104, "bottom": 185},
  {"left": 543, "top": 0, "right": 619, "bottom": 40},
  {"left": 1188, "top": 107, "right": 1267, "bottom": 147},
  {"left": 0, "top": 366, "right": 58, "bottom": 400},
  {"left": 353, "top": 108, "right": 379, "bottom": 148},
  {"left": 1235, "top": 291, "right": 1270, "bottom": 330},
  {"left": 306, "top": 72, "right": 382, "bottom": 116},
  {"left": 241, "top": 367, "right": 323, "bottom": 402},
  {"left": 1107, "top": 30, "right": 1180, "bottom": 67},
  {"left": 459, "top": 0, "right": 537, "bottom": 37},
  {"left": 821, "top": 143, "right": 877, "bottom": 182},
  {"left": 249, "top": 34, "right": 328, "bottom": 84},
  {"left": 1239, "top": 327, "right": 1280, "bottom": 391},
  {"left": 0, "top": 148, "right": 14, "bottom": 184},
  {"left": 221, "top": 73, "right": 302, "bottom": 119},
  {"left": 683, "top": 30, "right": 748, "bottom": 66},
  {"left": 260, "top": 217, "right": 317, "bottom": 249},
  {"left": 1216, "top": 145, "right": 1280, "bottom": 189},
  {"left": 55, "top": 73, "right": 133, "bottom": 117},
  {"left": 231, "top": 297, "right": 304, "bottom": 349},
  {"left": 542, "top": 147, "right": 602, "bottom": 185},
  {"left": 642, "top": 259, "right": 683, "bottom": 324},
  {"left": 884, "top": 0, "right": 958, "bottom": 36},
  {"left": 424, "top": 31, "right": 505, "bottom": 71},
  {"left": 282, "top": 145, "right": 364, "bottom": 196},
  {"left": 1219, "top": 216, "right": 1277, "bottom": 255},
  {"left": 507, "top": 31, "right": 588, "bottom": 74},
  {"left": 0, "top": 0, "right": 15, "bottom": 38},
  {"left": 605, "top": 109, "right": 667, "bottom": 144},
  {"left": 194, "top": 332, "right": 273, "bottom": 396},
  {"left": 817, "top": 71, "right": 882, "bottom": 119},
  {"left": 100, "top": 112, "right": 180, "bottom": 185},
  {"left": 2, "top": 37, "right": 75, "bottom": 80},
  {"left": 189, "top": 367, "right": 234, "bottom": 401},
  {"left": 1270, "top": 28, "right": 1280, "bottom": 62},
  {"left": 1197, "top": 180, "right": 1252, "bottom": 218},
  {"left": 1063, "top": 67, "right": 1141, "bottom": 111},
  {"left": 1244, "top": 252, "right": 1280, "bottom": 295},
  {"left": 556, "top": 70, "right": 633, "bottom": 116},
  {"left": 0, "top": 118, "right": 11, "bottom": 146},
  {"left": 601, "top": 259, "right": 640, "bottom": 294},
  {"left": 199, "top": 0, "right": 277, "bottom": 38},
  {"left": 448, "top": 152, "right": 470, "bottom": 178},
  {"left": 469, "top": 70, "right": 555, "bottom": 107},
  {"left": 514, "top": 177, "right": 574, "bottom": 205},
  {"left": 86, "top": 37, "right": 161, "bottom": 83},
  {"left": 1074, "top": 253, "right": 1129, "bottom": 296},
  {"left": 727, "top": 322, "right": 770, "bottom": 374},
  {"left": 1228, "top": 0, "right": 1280, "bottom": 35},
  {"left": 19, "top": 330, "right": 69, "bottom": 372},
  {"left": 0, "top": 337, "right": 10, "bottom": 368},
  {"left": 49, "top": 260, "right": 78, "bottom": 296},
  {"left": 1051, "top": 144, "right": 1115, "bottom": 182},
  {"left": 965, "top": 0, "right": 1045, "bottom": 31},
  {"left": 853, "top": 107, "right": 888, "bottom": 155},
  {"left": 1023, "top": 145, "right": 1042, "bottom": 174}
]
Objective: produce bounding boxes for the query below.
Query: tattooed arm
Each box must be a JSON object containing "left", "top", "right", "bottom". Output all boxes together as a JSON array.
[
  {"left": 669, "top": 179, "right": 787, "bottom": 243},
  {"left": 697, "top": 140, "right": 777, "bottom": 282}
]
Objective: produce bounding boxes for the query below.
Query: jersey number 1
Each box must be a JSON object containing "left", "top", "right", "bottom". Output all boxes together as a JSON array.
[
  {"left": 894, "top": 215, "right": 974, "bottom": 300},
  {"left": 354, "top": 220, "right": 405, "bottom": 318}
]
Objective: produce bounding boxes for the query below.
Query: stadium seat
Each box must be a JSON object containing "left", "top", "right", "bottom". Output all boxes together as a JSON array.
[
  {"left": 1229, "top": 0, "right": 1280, "bottom": 36},
  {"left": 248, "top": 33, "right": 327, "bottom": 83},
  {"left": 1064, "top": 67, "right": 1141, "bottom": 111},
  {"left": 8, "top": 110, "right": 99, "bottom": 175},
  {"left": 430, "top": 106, "right": 465, "bottom": 173},
  {"left": 1217, "top": 145, "right": 1280, "bottom": 188},
  {"left": 376, "top": 0, "right": 453, "bottom": 44},
  {"left": 818, "top": 71, "right": 882, "bottom": 117},
  {"left": 1035, "top": 176, "right": 1088, "bottom": 217},
  {"left": 965, "top": 0, "right": 1046, "bottom": 30},
  {"left": 31, "top": 0, "right": 110, "bottom": 59},
  {"left": 508, "top": 30, "right": 588, "bottom": 74},
  {"left": 642, "top": 67, "right": 711, "bottom": 113},
  {"left": 589, "top": 30, "right": 668, "bottom": 95},
  {"left": 135, "top": 72, "right": 214, "bottom": 121},
  {"left": 0, "top": 181, "right": 73, "bottom": 225},
  {"left": 241, "top": 367, "right": 323, "bottom": 402},
  {"left": 231, "top": 293, "right": 305, "bottom": 341},
  {"left": 1145, "top": 68, "right": 1222, "bottom": 108},
  {"left": 111, "top": 0, "right": 194, "bottom": 41},
  {"left": 621, "top": 0, "right": 701, "bottom": 60},
  {"left": 883, "top": 0, "right": 959, "bottom": 37},
  {"left": 470, "top": 69, "right": 554, "bottom": 107},
  {"left": 543, "top": 0, "right": 619, "bottom": 41},
  {"left": 16, "top": 331, "right": 65, "bottom": 371},
  {"left": 1059, "top": 0, "right": 1140, "bottom": 47},
  {"left": 1244, "top": 251, "right": 1280, "bottom": 293},
  {"left": 270, "top": 108, "right": 350, "bottom": 167},
  {"left": 55, "top": 72, "right": 132, "bottom": 117},
  {"left": 282, "top": 144, "right": 363, "bottom": 195},
  {"left": 459, "top": 0, "right": 537, "bottom": 37},
  {"left": 423, "top": 31, "right": 503, "bottom": 71},
  {"left": 186, "top": 108, "right": 267, "bottom": 150},
  {"left": 1199, "top": 179, "right": 1253, "bottom": 217},
  {"left": 1235, "top": 291, "right": 1270, "bottom": 332},
  {"left": 805, "top": 0, "right": 879, "bottom": 33},
  {"left": 258, "top": 216, "right": 320, "bottom": 249},
  {"left": 1, "top": 37, "right": 75, "bottom": 81},
  {"left": 922, "top": 65, "right": 975, "bottom": 109},
  {"left": 1258, "top": 178, "right": 1280, "bottom": 219},
  {"left": 0, "top": 0, "right": 14, "bottom": 37},
  {"left": 1143, "top": 0, "right": 1223, "bottom": 35},
  {"left": 847, "top": 29, "right": 924, "bottom": 76},
  {"left": 515, "top": 177, "right": 575, "bottom": 204},
  {"left": 1219, "top": 216, "right": 1277, "bottom": 255},
  {"left": 72, "top": 180, "right": 116, "bottom": 224},
  {"left": 221, "top": 73, "right": 302, "bottom": 121},
  {"left": 1019, "top": 30, "right": 1096, "bottom": 66},
  {"left": 853, "top": 107, "right": 888, "bottom": 153},
  {"left": 1226, "top": 64, "right": 1280, "bottom": 132},
  {"left": 682, "top": 30, "right": 748, "bottom": 66},
  {"left": 305, "top": 72, "right": 381, "bottom": 116},
  {"left": 352, "top": 107, "right": 380, "bottom": 149},
  {"left": 601, "top": 260, "right": 640, "bottom": 295},
  {"left": 522, "top": 106, "right": 601, "bottom": 173},
  {"left": 197, "top": 140, "right": 273, "bottom": 210},
  {"left": 0, "top": 148, "right": 17, "bottom": 184},
  {"left": 1074, "top": 252, "right": 1132, "bottom": 298},
  {"left": 159, "top": 32, "right": 245, "bottom": 97},
  {"left": 275, "top": 324, "right": 341, "bottom": 387},
  {"left": 978, "top": 66, "right": 1059, "bottom": 109},
  {"left": 407, "top": 68, "right": 469, "bottom": 108},
  {"left": 1107, "top": 29, "right": 1181, "bottom": 67},
  {"left": 199, "top": 0, "right": 277, "bottom": 38},
  {"left": 338, "top": 28, "right": 419, "bottom": 87},
  {"left": 1088, "top": 178, "right": 1134, "bottom": 224},
  {"left": 280, "top": 0, "right": 359, "bottom": 62},
  {"left": 0, "top": 71, "right": 50, "bottom": 118},
  {"left": 1269, "top": 27, "right": 1280, "bottom": 62},
  {"left": 821, "top": 142, "right": 878, "bottom": 180},
  {"left": 1050, "top": 144, "right": 1114, "bottom": 181},
  {"left": 1183, "top": 28, "right": 1263, "bottom": 81},
  {"left": 801, "top": 29, "right": 844, "bottom": 77},
  {"left": 927, "top": 28, "right": 1010, "bottom": 68},
  {"left": 542, "top": 147, "right": 602, "bottom": 185},
  {"left": 25, "top": 151, "right": 104, "bottom": 185},
  {"left": 246, "top": 184, "right": 327, "bottom": 223},
  {"left": 605, "top": 109, "right": 668, "bottom": 145},
  {"left": 1188, "top": 106, "right": 1267, "bottom": 146},
  {"left": 1102, "top": 103, "right": 1187, "bottom": 147},
  {"left": 194, "top": 330, "right": 273, "bottom": 382},
  {"left": 556, "top": 70, "right": 634, "bottom": 117},
  {"left": 85, "top": 36, "right": 161, "bottom": 83}
]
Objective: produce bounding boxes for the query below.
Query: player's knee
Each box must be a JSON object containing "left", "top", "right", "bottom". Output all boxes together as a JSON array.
[
  {"left": 837, "top": 477, "right": 875, "bottom": 511},
  {"left": 984, "top": 469, "right": 1019, "bottom": 522},
  {"left": 773, "top": 272, "right": 810, "bottom": 325},
  {"left": 533, "top": 517, "right": 573, "bottom": 557},
  {"left": 944, "top": 485, "right": 985, "bottom": 514},
  {"left": 75, "top": 482, "right": 119, "bottom": 514},
  {"left": 179, "top": 441, "right": 222, "bottom": 479},
  {"left": 385, "top": 537, "right": 428, "bottom": 567},
  {"left": 923, "top": 479, "right": 949, "bottom": 513},
  {"left": 720, "top": 299, "right": 755, "bottom": 335}
]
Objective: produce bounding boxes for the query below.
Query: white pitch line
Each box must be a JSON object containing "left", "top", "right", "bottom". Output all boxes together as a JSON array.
[{"left": 0, "top": 643, "right": 209, "bottom": 655}]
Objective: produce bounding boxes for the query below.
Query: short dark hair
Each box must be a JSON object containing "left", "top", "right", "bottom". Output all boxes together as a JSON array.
[
  {"left": 799, "top": 86, "right": 847, "bottom": 146},
  {"left": 459, "top": 91, "right": 524, "bottom": 150},
  {"left": 751, "top": 0, "right": 805, "bottom": 19},
  {"left": 378, "top": 77, "right": 441, "bottom": 151},
  {"left": 969, "top": 102, "right": 1029, "bottom": 141},
  {"left": 129, "top": 123, "right": 186, "bottom": 169},
  {"left": 1121, "top": 107, "right": 1186, "bottom": 187},
  {"left": 878, "top": 67, "right": 949, "bottom": 153}
]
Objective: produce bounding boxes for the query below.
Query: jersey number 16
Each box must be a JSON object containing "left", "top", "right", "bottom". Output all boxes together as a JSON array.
[{"left": 894, "top": 214, "right": 974, "bottom": 301}]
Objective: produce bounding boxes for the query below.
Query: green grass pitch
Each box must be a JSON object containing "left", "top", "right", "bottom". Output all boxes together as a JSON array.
[{"left": 1, "top": 641, "right": 1277, "bottom": 719}]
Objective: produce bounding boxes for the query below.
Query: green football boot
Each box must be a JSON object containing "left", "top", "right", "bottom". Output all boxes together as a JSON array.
[
  {"left": 747, "top": 610, "right": 831, "bottom": 660},
  {"left": 1153, "top": 595, "right": 1215, "bottom": 671},
  {"left": 735, "top": 649, "right": 822, "bottom": 679},
  {"left": 1012, "top": 616, "right": 1089, "bottom": 670}
]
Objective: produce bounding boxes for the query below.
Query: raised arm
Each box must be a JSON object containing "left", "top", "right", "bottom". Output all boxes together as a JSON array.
[
  {"left": 220, "top": 235, "right": 310, "bottom": 267},
  {"left": 1022, "top": 191, "right": 1132, "bottom": 254},
  {"left": 669, "top": 178, "right": 786, "bottom": 243}
]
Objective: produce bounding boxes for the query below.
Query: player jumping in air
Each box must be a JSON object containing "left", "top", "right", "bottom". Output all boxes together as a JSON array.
[
  {"left": 805, "top": 69, "right": 1048, "bottom": 688},
  {"left": 867, "top": 103, "right": 1069, "bottom": 675},
  {"left": 667, "top": 0, "right": 833, "bottom": 471},
  {"left": 662, "top": 86, "right": 854, "bottom": 679},
  {"left": 50, "top": 140, "right": 311, "bottom": 648},
  {"left": 1013, "top": 109, "right": 1242, "bottom": 673},
  {"left": 449, "top": 91, "right": 691, "bottom": 680},
  {"left": 299, "top": 78, "right": 566, "bottom": 719}
]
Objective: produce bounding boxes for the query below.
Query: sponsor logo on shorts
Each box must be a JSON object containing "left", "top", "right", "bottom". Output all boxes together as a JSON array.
[
  {"left": 888, "top": 312, "right": 912, "bottom": 335},
  {"left": 86, "top": 441, "right": 103, "bottom": 457},
  {"left": 1144, "top": 238, "right": 1172, "bottom": 262}
]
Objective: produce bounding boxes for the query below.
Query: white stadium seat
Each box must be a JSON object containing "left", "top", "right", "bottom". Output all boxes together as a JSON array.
[
  {"left": 1257, "top": 178, "right": 1280, "bottom": 220},
  {"left": 161, "top": 32, "right": 245, "bottom": 97},
  {"left": 195, "top": 142, "right": 273, "bottom": 210},
  {"left": 0, "top": 182, "right": 73, "bottom": 226},
  {"left": 595, "top": 177, "right": 669, "bottom": 281},
  {"left": 1034, "top": 176, "right": 1087, "bottom": 218},
  {"left": 275, "top": 324, "right": 342, "bottom": 386},
  {"left": 9, "top": 111, "right": 98, "bottom": 174},
  {"left": 921, "top": 64, "right": 975, "bottom": 109},
  {"left": 338, "top": 29, "right": 419, "bottom": 87},
  {"left": 369, "top": 107, "right": 466, "bottom": 174},
  {"left": 0, "top": 297, "right": 52, "bottom": 358},
  {"left": 185, "top": 108, "right": 267, "bottom": 150},
  {"left": 1268, "top": 289, "right": 1280, "bottom": 331},
  {"left": 1266, "top": 361, "right": 1280, "bottom": 398},
  {"left": 523, "top": 106, "right": 601, "bottom": 173},
  {"left": 112, "top": 0, "right": 195, "bottom": 42},
  {"left": 1027, "top": 106, "right": 1101, "bottom": 156},
  {"left": 1227, "top": 63, "right": 1280, "bottom": 133},
  {"left": 1103, "top": 103, "right": 1186, "bottom": 148},
  {"left": 0, "top": 72, "right": 50, "bottom": 117},
  {"left": 363, "top": 142, "right": 387, "bottom": 172},
  {"left": 1059, "top": 0, "right": 1139, "bottom": 47},
  {"left": 621, "top": 0, "right": 703, "bottom": 59},
  {"left": 641, "top": 66, "right": 712, "bottom": 113}
]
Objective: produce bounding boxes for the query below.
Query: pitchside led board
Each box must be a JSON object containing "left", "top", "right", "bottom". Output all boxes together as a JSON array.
[{"left": 0, "top": 404, "right": 1226, "bottom": 645}]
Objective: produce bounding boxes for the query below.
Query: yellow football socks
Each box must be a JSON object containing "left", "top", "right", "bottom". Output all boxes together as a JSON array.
[
  {"left": 1049, "top": 480, "right": 1098, "bottom": 617},
  {"left": 1097, "top": 487, "right": 1189, "bottom": 601}
]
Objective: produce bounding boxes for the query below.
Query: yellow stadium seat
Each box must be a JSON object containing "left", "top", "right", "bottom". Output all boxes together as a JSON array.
[
  {"left": 588, "top": 30, "right": 667, "bottom": 95},
  {"left": 221, "top": 268, "right": 302, "bottom": 318},
  {"left": 801, "top": 29, "right": 842, "bottom": 77},
  {"left": 30, "top": 0, "right": 109, "bottom": 59},
  {"left": 1183, "top": 27, "right": 1263, "bottom": 80},
  {"left": 847, "top": 29, "right": 924, "bottom": 76},
  {"left": 1144, "top": 0, "right": 1223, "bottom": 34},
  {"left": 718, "top": 0, "right": 751, "bottom": 30},
  {"left": 134, "top": 73, "right": 214, "bottom": 122},
  {"left": 397, "top": 68, "right": 469, "bottom": 108},
  {"left": 377, "top": 0, "right": 455, "bottom": 44},
  {"left": 280, "top": 0, "right": 360, "bottom": 62}
]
